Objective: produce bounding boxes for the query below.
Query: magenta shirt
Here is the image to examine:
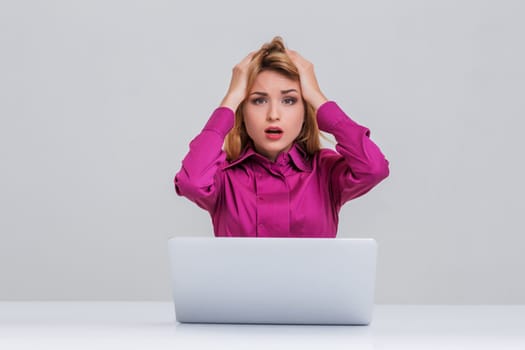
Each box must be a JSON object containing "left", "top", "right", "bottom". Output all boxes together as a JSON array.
[{"left": 175, "top": 101, "right": 389, "bottom": 237}]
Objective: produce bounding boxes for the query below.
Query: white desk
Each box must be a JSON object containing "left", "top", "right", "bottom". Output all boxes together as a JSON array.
[{"left": 1, "top": 302, "right": 524, "bottom": 350}]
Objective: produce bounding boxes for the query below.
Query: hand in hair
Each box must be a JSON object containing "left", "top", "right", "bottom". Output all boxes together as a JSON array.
[
  {"left": 285, "top": 49, "right": 328, "bottom": 111},
  {"left": 220, "top": 51, "right": 256, "bottom": 112}
]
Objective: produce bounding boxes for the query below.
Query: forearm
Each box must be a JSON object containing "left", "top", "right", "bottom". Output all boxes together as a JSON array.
[
  {"left": 317, "top": 101, "right": 389, "bottom": 192},
  {"left": 174, "top": 107, "right": 234, "bottom": 206}
]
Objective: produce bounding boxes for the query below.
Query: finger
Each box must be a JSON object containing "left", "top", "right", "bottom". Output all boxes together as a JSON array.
[
  {"left": 285, "top": 49, "right": 302, "bottom": 59},
  {"left": 285, "top": 49, "right": 296, "bottom": 62},
  {"left": 242, "top": 51, "right": 256, "bottom": 63},
  {"left": 286, "top": 49, "right": 307, "bottom": 67},
  {"left": 233, "top": 52, "right": 255, "bottom": 73}
]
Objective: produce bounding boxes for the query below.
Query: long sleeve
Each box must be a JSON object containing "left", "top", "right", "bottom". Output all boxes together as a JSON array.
[
  {"left": 174, "top": 107, "right": 234, "bottom": 211},
  {"left": 316, "top": 101, "right": 389, "bottom": 208}
]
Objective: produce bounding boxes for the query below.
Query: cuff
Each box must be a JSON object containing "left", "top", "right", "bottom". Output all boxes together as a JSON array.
[
  {"left": 203, "top": 107, "right": 235, "bottom": 138},
  {"left": 316, "top": 101, "right": 370, "bottom": 136}
]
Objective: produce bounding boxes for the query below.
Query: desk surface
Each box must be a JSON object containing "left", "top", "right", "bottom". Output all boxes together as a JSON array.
[{"left": 1, "top": 302, "right": 524, "bottom": 350}]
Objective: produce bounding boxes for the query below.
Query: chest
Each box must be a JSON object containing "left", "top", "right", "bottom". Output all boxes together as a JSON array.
[{"left": 215, "top": 166, "right": 336, "bottom": 236}]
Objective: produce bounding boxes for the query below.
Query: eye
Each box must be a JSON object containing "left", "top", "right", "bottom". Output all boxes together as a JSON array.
[
  {"left": 282, "top": 97, "right": 297, "bottom": 105},
  {"left": 251, "top": 97, "right": 267, "bottom": 105}
]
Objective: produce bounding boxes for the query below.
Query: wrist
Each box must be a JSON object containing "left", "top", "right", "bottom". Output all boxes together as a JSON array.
[
  {"left": 309, "top": 92, "right": 329, "bottom": 112},
  {"left": 220, "top": 93, "right": 244, "bottom": 112}
]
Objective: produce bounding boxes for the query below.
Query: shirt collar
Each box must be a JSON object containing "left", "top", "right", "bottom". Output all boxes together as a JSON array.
[{"left": 224, "top": 142, "right": 312, "bottom": 172}]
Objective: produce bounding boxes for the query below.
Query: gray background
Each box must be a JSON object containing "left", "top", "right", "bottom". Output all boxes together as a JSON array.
[{"left": 1, "top": 0, "right": 523, "bottom": 303}]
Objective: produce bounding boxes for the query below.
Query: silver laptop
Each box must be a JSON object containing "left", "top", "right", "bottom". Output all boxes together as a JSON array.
[{"left": 168, "top": 237, "right": 377, "bottom": 325}]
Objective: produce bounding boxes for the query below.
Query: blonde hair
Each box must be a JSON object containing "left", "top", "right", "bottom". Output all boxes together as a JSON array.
[{"left": 224, "top": 36, "right": 321, "bottom": 161}]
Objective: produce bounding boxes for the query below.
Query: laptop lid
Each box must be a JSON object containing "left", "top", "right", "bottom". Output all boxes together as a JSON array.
[{"left": 168, "top": 237, "right": 377, "bottom": 325}]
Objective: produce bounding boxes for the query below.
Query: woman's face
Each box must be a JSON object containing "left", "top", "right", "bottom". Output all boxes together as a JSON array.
[{"left": 243, "top": 70, "right": 305, "bottom": 162}]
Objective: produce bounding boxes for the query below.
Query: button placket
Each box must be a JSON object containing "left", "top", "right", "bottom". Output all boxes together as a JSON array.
[{"left": 255, "top": 173, "right": 290, "bottom": 234}]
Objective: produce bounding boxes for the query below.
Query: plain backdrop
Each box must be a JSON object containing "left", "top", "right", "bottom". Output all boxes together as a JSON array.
[{"left": 1, "top": 0, "right": 524, "bottom": 303}]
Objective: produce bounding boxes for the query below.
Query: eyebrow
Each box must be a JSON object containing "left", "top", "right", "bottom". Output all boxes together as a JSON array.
[{"left": 249, "top": 89, "right": 298, "bottom": 96}]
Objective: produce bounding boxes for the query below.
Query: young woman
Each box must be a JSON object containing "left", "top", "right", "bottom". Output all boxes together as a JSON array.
[{"left": 175, "top": 37, "right": 389, "bottom": 237}]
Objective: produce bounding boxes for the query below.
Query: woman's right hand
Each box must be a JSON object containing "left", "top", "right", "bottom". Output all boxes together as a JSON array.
[{"left": 220, "top": 51, "right": 255, "bottom": 112}]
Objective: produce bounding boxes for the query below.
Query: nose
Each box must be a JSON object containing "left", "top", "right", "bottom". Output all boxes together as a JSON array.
[{"left": 267, "top": 102, "right": 280, "bottom": 121}]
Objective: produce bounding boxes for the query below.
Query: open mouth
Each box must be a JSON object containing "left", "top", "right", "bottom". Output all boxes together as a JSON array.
[
  {"left": 264, "top": 127, "right": 283, "bottom": 140},
  {"left": 264, "top": 127, "right": 283, "bottom": 134}
]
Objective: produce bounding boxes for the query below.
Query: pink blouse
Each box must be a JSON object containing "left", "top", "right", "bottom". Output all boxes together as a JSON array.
[{"left": 175, "top": 101, "right": 389, "bottom": 237}]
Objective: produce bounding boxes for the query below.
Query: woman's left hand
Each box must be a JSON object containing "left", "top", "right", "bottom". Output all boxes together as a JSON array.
[{"left": 286, "top": 49, "right": 328, "bottom": 110}]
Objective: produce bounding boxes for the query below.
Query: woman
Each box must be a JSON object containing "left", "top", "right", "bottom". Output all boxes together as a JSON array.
[{"left": 175, "top": 37, "right": 389, "bottom": 237}]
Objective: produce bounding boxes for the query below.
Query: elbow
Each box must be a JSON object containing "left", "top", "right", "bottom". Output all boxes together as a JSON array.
[
  {"left": 367, "top": 158, "right": 390, "bottom": 185},
  {"left": 174, "top": 172, "right": 198, "bottom": 198},
  {"left": 174, "top": 169, "right": 195, "bottom": 197},
  {"left": 378, "top": 158, "right": 390, "bottom": 181},
  {"left": 174, "top": 175, "right": 184, "bottom": 196},
  {"left": 174, "top": 174, "right": 185, "bottom": 196},
  {"left": 174, "top": 171, "right": 215, "bottom": 200}
]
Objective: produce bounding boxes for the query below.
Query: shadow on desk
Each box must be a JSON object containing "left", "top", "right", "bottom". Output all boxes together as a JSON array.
[{"left": 173, "top": 322, "right": 375, "bottom": 349}]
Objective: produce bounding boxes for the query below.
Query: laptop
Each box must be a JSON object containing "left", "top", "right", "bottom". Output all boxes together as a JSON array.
[{"left": 167, "top": 237, "right": 377, "bottom": 325}]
